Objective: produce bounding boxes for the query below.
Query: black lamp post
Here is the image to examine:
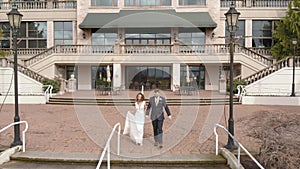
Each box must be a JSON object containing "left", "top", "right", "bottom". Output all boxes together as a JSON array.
[
  {"left": 224, "top": 4, "right": 240, "bottom": 150},
  {"left": 7, "top": 5, "right": 23, "bottom": 147},
  {"left": 291, "top": 38, "right": 297, "bottom": 96}
]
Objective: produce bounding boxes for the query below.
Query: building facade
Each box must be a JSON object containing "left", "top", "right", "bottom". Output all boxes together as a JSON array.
[{"left": 0, "top": 0, "right": 289, "bottom": 92}]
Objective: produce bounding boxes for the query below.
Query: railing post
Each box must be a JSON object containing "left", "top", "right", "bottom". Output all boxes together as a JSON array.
[
  {"left": 1, "top": 58, "right": 7, "bottom": 67},
  {"left": 114, "top": 41, "right": 120, "bottom": 54},
  {"left": 173, "top": 42, "right": 179, "bottom": 53},
  {"left": 107, "top": 143, "right": 110, "bottom": 169}
]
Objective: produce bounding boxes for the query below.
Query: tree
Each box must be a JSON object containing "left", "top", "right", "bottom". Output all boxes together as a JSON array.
[{"left": 271, "top": 0, "right": 300, "bottom": 60}]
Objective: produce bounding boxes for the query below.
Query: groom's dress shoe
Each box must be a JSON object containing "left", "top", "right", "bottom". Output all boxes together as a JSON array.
[{"left": 159, "top": 144, "right": 163, "bottom": 148}]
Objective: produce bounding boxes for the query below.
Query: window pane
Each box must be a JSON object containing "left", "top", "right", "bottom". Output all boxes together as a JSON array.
[
  {"left": 54, "top": 21, "right": 73, "bottom": 45},
  {"left": 18, "top": 41, "right": 26, "bottom": 48},
  {"left": 0, "top": 23, "right": 10, "bottom": 37},
  {"left": 99, "top": 0, "right": 112, "bottom": 6},
  {"left": 37, "top": 22, "right": 47, "bottom": 38},
  {"left": 179, "top": 0, "right": 202, "bottom": 5},
  {"left": 179, "top": 33, "right": 191, "bottom": 38},
  {"left": 63, "top": 31, "right": 73, "bottom": 39},
  {"left": 156, "top": 68, "right": 163, "bottom": 78},
  {"left": 225, "top": 20, "right": 245, "bottom": 46},
  {"left": 106, "top": 38, "right": 116, "bottom": 44},
  {"left": 138, "top": 0, "right": 155, "bottom": 6},
  {"left": 63, "top": 22, "right": 72, "bottom": 30},
  {"left": 125, "top": 0, "right": 134, "bottom": 6},
  {"left": 54, "top": 22, "right": 63, "bottom": 30},
  {"left": 91, "top": 0, "right": 96, "bottom": 6},
  {"left": 91, "top": 33, "right": 117, "bottom": 45},
  {"left": 55, "top": 31, "right": 64, "bottom": 38},
  {"left": 0, "top": 40, "right": 10, "bottom": 48},
  {"left": 38, "top": 40, "right": 47, "bottom": 48},
  {"left": 19, "top": 23, "right": 26, "bottom": 38},
  {"left": 28, "top": 30, "right": 38, "bottom": 38},
  {"left": 162, "top": 0, "right": 171, "bottom": 5},
  {"left": 63, "top": 40, "right": 73, "bottom": 44},
  {"left": 27, "top": 22, "right": 47, "bottom": 38},
  {"left": 55, "top": 40, "right": 63, "bottom": 45},
  {"left": 92, "top": 38, "right": 104, "bottom": 45},
  {"left": 29, "top": 40, "right": 37, "bottom": 48}
]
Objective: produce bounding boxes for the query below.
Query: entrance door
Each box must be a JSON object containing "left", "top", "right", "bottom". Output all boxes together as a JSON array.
[
  {"left": 91, "top": 66, "right": 112, "bottom": 89},
  {"left": 125, "top": 66, "right": 171, "bottom": 90},
  {"left": 181, "top": 65, "right": 205, "bottom": 89}
]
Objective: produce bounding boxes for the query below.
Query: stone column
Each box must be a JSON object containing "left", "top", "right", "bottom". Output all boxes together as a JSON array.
[
  {"left": 219, "top": 71, "right": 226, "bottom": 93},
  {"left": 172, "top": 63, "right": 181, "bottom": 91},
  {"left": 58, "top": 74, "right": 66, "bottom": 95},
  {"left": 113, "top": 63, "right": 121, "bottom": 88}
]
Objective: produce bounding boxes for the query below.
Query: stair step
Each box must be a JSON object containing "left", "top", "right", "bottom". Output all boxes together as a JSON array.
[
  {"left": 9, "top": 151, "right": 229, "bottom": 168},
  {"left": 47, "top": 98, "right": 240, "bottom": 106}
]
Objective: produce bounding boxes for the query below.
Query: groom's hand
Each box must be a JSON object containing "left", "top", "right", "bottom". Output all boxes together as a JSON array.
[
  {"left": 168, "top": 115, "right": 172, "bottom": 120},
  {"left": 145, "top": 115, "right": 149, "bottom": 118}
]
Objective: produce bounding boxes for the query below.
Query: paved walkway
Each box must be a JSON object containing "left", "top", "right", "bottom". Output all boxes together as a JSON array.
[{"left": 0, "top": 90, "right": 299, "bottom": 160}]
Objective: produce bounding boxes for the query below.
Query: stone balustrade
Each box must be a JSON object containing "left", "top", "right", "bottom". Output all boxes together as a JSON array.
[
  {"left": 220, "top": 0, "right": 290, "bottom": 8},
  {"left": 243, "top": 56, "right": 300, "bottom": 85},
  {"left": 0, "top": 1, "right": 77, "bottom": 10},
  {"left": 21, "top": 44, "right": 272, "bottom": 68},
  {"left": 0, "top": 58, "right": 45, "bottom": 83}
]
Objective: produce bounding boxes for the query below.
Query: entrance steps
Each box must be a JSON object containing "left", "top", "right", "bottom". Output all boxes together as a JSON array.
[
  {"left": 47, "top": 97, "right": 240, "bottom": 106},
  {"left": 6, "top": 151, "right": 230, "bottom": 168}
]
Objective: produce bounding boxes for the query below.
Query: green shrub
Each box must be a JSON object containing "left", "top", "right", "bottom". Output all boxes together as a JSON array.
[
  {"left": 42, "top": 78, "right": 61, "bottom": 93},
  {"left": 96, "top": 78, "right": 108, "bottom": 86},
  {"left": 227, "top": 79, "right": 247, "bottom": 94}
]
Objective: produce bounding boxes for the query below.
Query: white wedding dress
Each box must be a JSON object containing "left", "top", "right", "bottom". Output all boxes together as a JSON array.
[{"left": 123, "top": 101, "right": 145, "bottom": 145}]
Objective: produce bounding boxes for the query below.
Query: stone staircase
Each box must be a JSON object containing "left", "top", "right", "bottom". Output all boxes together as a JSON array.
[
  {"left": 5, "top": 151, "right": 230, "bottom": 169},
  {"left": 47, "top": 97, "right": 240, "bottom": 106},
  {"left": 243, "top": 56, "right": 300, "bottom": 85},
  {"left": 1, "top": 58, "right": 46, "bottom": 83}
]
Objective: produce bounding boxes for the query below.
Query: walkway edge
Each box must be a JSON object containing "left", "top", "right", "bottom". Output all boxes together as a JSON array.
[{"left": 11, "top": 151, "right": 227, "bottom": 166}]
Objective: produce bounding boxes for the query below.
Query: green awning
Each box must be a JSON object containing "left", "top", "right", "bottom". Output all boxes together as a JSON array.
[{"left": 79, "top": 10, "right": 217, "bottom": 29}]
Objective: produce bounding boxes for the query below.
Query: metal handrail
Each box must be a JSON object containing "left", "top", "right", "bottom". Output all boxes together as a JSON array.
[
  {"left": 0, "top": 121, "right": 28, "bottom": 152},
  {"left": 236, "top": 85, "right": 246, "bottom": 102},
  {"left": 44, "top": 85, "right": 53, "bottom": 102},
  {"left": 96, "top": 123, "right": 121, "bottom": 169},
  {"left": 214, "top": 124, "right": 264, "bottom": 169}
]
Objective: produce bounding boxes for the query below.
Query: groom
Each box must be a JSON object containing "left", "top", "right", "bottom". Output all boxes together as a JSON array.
[{"left": 146, "top": 89, "right": 171, "bottom": 148}]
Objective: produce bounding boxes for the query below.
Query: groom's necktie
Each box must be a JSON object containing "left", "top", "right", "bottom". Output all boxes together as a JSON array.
[{"left": 155, "top": 97, "right": 159, "bottom": 106}]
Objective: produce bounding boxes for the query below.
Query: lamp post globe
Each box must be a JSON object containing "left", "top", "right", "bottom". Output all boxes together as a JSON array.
[
  {"left": 224, "top": 4, "right": 240, "bottom": 150},
  {"left": 7, "top": 6, "right": 23, "bottom": 147},
  {"left": 291, "top": 38, "right": 297, "bottom": 97}
]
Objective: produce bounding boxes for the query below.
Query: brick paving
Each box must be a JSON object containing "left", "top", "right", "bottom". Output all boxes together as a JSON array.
[{"left": 0, "top": 90, "right": 299, "bottom": 158}]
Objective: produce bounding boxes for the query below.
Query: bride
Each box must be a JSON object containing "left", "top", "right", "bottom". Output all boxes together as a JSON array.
[{"left": 123, "top": 92, "right": 146, "bottom": 146}]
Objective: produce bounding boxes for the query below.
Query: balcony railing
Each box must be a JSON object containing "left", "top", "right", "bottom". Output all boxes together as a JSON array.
[
  {"left": 121, "top": 44, "right": 172, "bottom": 54},
  {"left": 220, "top": 0, "right": 290, "bottom": 8},
  {"left": 2, "top": 48, "right": 47, "bottom": 56},
  {"left": 249, "top": 47, "right": 272, "bottom": 56},
  {"left": 22, "top": 44, "right": 272, "bottom": 68},
  {"left": 0, "top": 1, "right": 77, "bottom": 10}
]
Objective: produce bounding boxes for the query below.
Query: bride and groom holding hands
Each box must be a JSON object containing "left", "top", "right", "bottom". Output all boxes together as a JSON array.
[{"left": 123, "top": 89, "right": 172, "bottom": 148}]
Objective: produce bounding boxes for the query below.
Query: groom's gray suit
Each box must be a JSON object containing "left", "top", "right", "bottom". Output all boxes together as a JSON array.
[{"left": 146, "top": 94, "right": 171, "bottom": 145}]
